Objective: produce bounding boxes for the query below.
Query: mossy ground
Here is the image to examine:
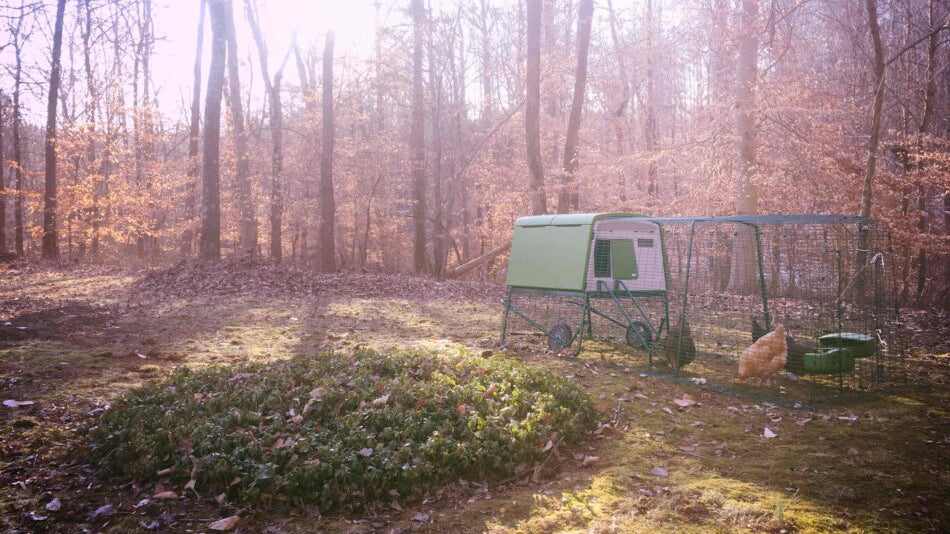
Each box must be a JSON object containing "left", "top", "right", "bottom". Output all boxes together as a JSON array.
[{"left": 0, "top": 265, "right": 946, "bottom": 533}]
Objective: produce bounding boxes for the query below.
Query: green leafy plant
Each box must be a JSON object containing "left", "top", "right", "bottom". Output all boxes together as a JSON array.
[{"left": 88, "top": 350, "right": 596, "bottom": 512}]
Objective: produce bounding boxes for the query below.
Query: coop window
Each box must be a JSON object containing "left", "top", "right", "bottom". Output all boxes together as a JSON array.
[
  {"left": 637, "top": 238, "right": 654, "bottom": 248},
  {"left": 594, "top": 239, "right": 611, "bottom": 277},
  {"left": 593, "top": 239, "right": 639, "bottom": 279}
]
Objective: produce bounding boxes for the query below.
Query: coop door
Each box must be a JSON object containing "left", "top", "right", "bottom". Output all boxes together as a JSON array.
[{"left": 594, "top": 239, "right": 638, "bottom": 280}]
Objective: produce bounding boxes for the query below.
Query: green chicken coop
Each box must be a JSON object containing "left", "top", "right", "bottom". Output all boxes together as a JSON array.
[{"left": 500, "top": 212, "right": 904, "bottom": 394}]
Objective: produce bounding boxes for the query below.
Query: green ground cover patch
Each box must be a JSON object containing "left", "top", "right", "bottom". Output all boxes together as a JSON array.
[{"left": 88, "top": 350, "right": 597, "bottom": 513}]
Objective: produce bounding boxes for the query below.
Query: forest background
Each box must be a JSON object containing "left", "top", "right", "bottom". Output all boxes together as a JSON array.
[{"left": 0, "top": 0, "right": 947, "bottom": 309}]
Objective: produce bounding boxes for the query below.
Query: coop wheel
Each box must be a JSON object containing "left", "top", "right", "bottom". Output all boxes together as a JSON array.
[
  {"left": 625, "top": 321, "right": 652, "bottom": 349},
  {"left": 548, "top": 324, "right": 573, "bottom": 352}
]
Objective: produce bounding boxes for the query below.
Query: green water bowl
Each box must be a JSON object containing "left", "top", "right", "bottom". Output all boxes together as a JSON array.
[
  {"left": 818, "top": 332, "right": 877, "bottom": 358},
  {"left": 802, "top": 347, "right": 855, "bottom": 374}
]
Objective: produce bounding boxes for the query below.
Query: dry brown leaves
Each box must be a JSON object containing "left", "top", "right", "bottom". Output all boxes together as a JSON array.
[{"left": 132, "top": 258, "right": 504, "bottom": 302}]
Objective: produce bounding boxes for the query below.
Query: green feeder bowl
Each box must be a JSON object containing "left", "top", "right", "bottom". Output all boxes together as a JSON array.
[
  {"left": 803, "top": 347, "right": 855, "bottom": 374},
  {"left": 818, "top": 332, "right": 877, "bottom": 358}
]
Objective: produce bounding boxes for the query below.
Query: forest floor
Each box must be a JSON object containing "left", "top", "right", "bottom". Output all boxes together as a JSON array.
[{"left": 0, "top": 260, "right": 947, "bottom": 534}]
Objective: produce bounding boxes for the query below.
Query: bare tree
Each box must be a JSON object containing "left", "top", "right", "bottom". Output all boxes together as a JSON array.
[
  {"left": 319, "top": 31, "right": 336, "bottom": 272},
  {"left": 606, "top": 0, "right": 630, "bottom": 205},
  {"left": 0, "top": 92, "right": 6, "bottom": 254},
  {"left": 410, "top": 0, "right": 427, "bottom": 272},
  {"left": 199, "top": 0, "right": 228, "bottom": 260},
  {"left": 41, "top": 0, "right": 67, "bottom": 260},
  {"left": 854, "top": 0, "right": 886, "bottom": 299},
  {"left": 8, "top": 2, "right": 31, "bottom": 256},
  {"left": 556, "top": 0, "right": 593, "bottom": 213},
  {"left": 727, "top": 0, "right": 760, "bottom": 293},
  {"left": 246, "top": 0, "right": 291, "bottom": 263},
  {"left": 182, "top": 0, "right": 206, "bottom": 255},
  {"left": 644, "top": 0, "right": 658, "bottom": 199},
  {"left": 525, "top": 0, "right": 546, "bottom": 215},
  {"left": 224, "top": 0, "right": 257, "bottom": 256}
]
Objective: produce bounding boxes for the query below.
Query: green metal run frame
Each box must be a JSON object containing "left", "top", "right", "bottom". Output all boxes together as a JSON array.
[
  {"left": 500, "top": 284, "right": 671, "bottom": 358},
  {"left": 501, "top": 213, "right": 877, "bottom": 374}
]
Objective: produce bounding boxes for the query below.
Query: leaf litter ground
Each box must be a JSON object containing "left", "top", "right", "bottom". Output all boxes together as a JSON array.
[{"left": 0, "top": 261, "right": 947, "bottom": 533}]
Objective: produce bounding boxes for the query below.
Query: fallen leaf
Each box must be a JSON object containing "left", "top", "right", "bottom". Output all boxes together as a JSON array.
[
  {"left": 795, "top": 418, "right": 812, "bottom": 427},
  {"left": 763, "top": 427, "right": 777, "bottom": 439},
  {"left": 134, "top": 498, "right": 151, "bottom": 508},
  {"left": 90, "top": 504, "right": 115, "bottom": 519},
  {"left": 673, "top": 395, "right": 696, "bottom": 408},
  {"left": 358, "top": 447, "right": 374, "bottom": 457},
  {"left": 3, "top": 399, "right": 34, "bottom": 408},
  {"left": 152, "top": 491, "right": 178, "bottom": 500},
  {"left": 184, "top": 479, "right": 197, "bottom": 494},
  {"left": 542, "top": 440, "right": 554, "bottom": 453},
  {"left": 411, "top": 512, "right": 429, "bottom": 522},
  {"left": 309, "top": 387, "right": 326, "bottom": 400},
  {"left": 209, "top": 515, "right": 241, "bottom": 531},
  {"left": 650, "top": 466, "right": 669, "bottom": 477},
  {"left": 581, "top": 455, "right": 599, "bottom": 467},
  {"left": 28, "top": 511, "right": 48, "bottom": 521},
  {"left": 45, "top": 498, "right": 61, "bottom": 512}
]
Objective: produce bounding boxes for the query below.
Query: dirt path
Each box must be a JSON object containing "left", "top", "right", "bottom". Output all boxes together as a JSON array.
[{"left": 1, "top": 264, "right": 947, "bottom": 533}]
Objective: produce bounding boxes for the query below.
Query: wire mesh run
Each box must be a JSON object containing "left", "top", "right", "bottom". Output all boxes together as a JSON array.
[{"left": 502, "top": 216, "right": 906, "bottom": 403}]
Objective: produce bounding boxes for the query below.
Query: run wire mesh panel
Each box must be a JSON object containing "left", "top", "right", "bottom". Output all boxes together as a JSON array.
[{"left": 501, "top": 214, "right": 905, "bottom": 403}]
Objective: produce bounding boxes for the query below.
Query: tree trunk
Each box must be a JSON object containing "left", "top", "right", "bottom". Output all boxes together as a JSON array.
[
  {"left": 854, "top": 0, "right": 886, "bottom": 301},
  {"left": 246, "top": 0, "right": 290, "bottom": 263},
  {"left": 13, "top": 38, "right": 25, "bottom": 256},
  {"left": 727, "top": 0, "right": 760, "bottom": 293},
  {"left": 410, "top": 0, "right": 427, "bottom": 272},
  {"left": 556, "top": 0, "right": 593, "bottom": 214},
  {"left": 182, "top": 0, "right": 206, "bottom": 255},
  {"left": 319, "top": 31, "right": 336, "bottom": 272},
  {"left": 41, "top": 0, "right": 66, "bottom": 259},
  {"left": 525, "top": 0, "right": 546, "bottom": 215},
  {"left": 606, "top": 0, "right": 630, "bottom": 205},
  {"left": 644, "top": 0, "right": 658, "bottom": 199},
  {"left": 428, "top": 13, "right": 446, "bottom": 280},
  {"left": 224, "top": 1, "right": 257, "bottom": 257},
  {"left": 199, "top": 0, "right": 228, "bottom": 261},
  {"left": 0, "top": 95, "right": 5, "bottom": 254},
  {"left": 916, "top": 0, "right": 937, "bottom": 300}
]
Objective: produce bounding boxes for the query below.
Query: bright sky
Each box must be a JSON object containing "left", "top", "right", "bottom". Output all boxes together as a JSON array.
[{"left": 151, "top": 0, "right": 387, "bottom": 118}]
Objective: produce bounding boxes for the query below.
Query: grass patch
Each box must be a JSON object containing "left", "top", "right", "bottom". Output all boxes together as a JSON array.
[{"left": 88, "top": 350, "right": 597, "bottom": 513}]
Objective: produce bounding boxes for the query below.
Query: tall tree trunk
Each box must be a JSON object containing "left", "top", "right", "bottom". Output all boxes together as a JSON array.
[
  {"left": 81, "top": 0, "right": 102, "bottom": 256},
  {"left": 224, "top": 1, "right": 257, "bottom": 257},
  {"left": 182, "top": 0, "right": 206, "bottom": 255},
  {"left": 644, "top": 0, "right": 658, "bottom": 199},
  {"left": 727, "top": 0, "right": 760, "bottom": 293},
  {"left": 246, "top": 0, "right": 289, "bottom": 263},
  {"left": 13, "top": 39, "right": 25, "bottom": 256},
  {"left": 916, "top": 0, "right": 937, "bottom": 300},
  {"left": 319, "top": 31, "right": 336, "bottom": 272},
  {"left": 0, "top": 95, "right": 5, "bottom": 254},
  {"left": 556, "top": 0, "right": 593, "bottom": 214},
  {"left": 428, "top": 12, "right": 446, "bottom": 280},
  {"left": 525, "top": 0, "right": 546, "bottom": 215},
  {"left": 855, "top": 0, "right": 886, "bottom": 300},
  {"left": 410, "top": 0, "right": 427, "bottom": 272},
  {"left": 200, "top": 0, "right": 228, "bottom": 261},
  {"left": 606, "top": 0, "right": 630, "bottom": 205},
  {"left": 41, "top": 0, "right": 66, "bottom": 259},
  {"left": 860, "top": 0, "right": 885, "bottom": 221}
]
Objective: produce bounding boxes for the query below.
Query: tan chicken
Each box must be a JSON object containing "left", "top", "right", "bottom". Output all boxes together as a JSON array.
[{"left": 738, "top": 323, "right": 787, "bottom": 381}]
